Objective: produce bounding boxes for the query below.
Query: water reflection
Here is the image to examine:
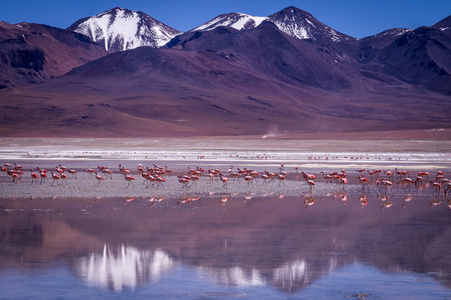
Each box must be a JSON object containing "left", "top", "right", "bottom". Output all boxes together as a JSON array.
[
  {"left": 198, "top": 266, "right": 265, "bottom": 287},
  {"left": 76, "top": 244, "right": 175, "bottom": 292},
  {"left": 0, "top": 189, "right": 450, "bottom": 296},
  {"left": 273, "top": 259, "right": 309, "bottom": 292}
]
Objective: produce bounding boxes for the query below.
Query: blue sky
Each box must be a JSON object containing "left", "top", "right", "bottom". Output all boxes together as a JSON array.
[{"left": 2, "top": 0, "right": 450, "bottom": 38}]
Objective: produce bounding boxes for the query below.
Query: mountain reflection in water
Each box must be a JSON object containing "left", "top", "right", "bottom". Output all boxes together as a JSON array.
[
  {"left": 76, "top": 244, "right": 175, "bottom": 291},
  {"left": 0, "top": 191, "right": 450, "bottom": 297}
]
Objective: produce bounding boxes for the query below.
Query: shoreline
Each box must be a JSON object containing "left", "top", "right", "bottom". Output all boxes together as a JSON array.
[{"left": 1, "top": 137, "right": 451, "bottom": 154}]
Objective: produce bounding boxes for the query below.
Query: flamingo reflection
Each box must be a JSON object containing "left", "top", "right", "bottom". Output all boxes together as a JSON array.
[
  {"left": 333, "top": 191, "right": 347, "bottom": 205},
  {"left": 304, "top": 194, "right": 316, "bottom": 210},
  {"left": 430, "top": 199, "right": 441, "bottom": 207},
  {"left": 381, "top": 201, "right": 393, "bottom": 210},
  {"left": 358, "top": 194, "right": 368, "bottom": 208},
  {"left": 220, "top": 195, "right": 229, "bottom": 205},
  {"left": 402, "top": 194, "right": 414, "bottom": 207}
]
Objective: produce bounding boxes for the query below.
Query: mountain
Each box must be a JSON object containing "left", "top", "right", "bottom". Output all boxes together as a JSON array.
[
  {"left": 355, "top": 18, "right": 451, "bottom": 94},
  {"left": 268, "top": 6, "right": 355, "bottom": 43},
  {"left": 377, "top": 26, "right": 451, "bottom": 94},
  {"left": 0, "top": 7, "right": 450, "bottom": 137},
  {"left": 0, "top": 23, "right": 449, "bottom": 137},
  {"left": 190, "top": 6, "right": 356, "bottom": 45},
  {"left": 0, "top": 21, "right": 106, "bottom": 89},
  {"left": 67, "top": 7, "right": 181, "bottom": 52},
  {"left": 185, "top": 7, "right": 451, "bottom": 94},
  {"left": 167, "top": 22, "right": 358, "bottom": 91}
]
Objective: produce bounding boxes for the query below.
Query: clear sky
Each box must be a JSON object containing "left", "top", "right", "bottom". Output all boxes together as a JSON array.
[{"left": 2, "top": 0, "right": 450, "bottom": 38}]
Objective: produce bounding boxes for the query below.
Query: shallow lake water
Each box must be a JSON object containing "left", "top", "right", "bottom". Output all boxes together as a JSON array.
[
  {"left": 0, "top": 142, "right": 450, "bottom": 299},
  {"left": 1, "top": 188, "right": 450, "bottom": 299}
]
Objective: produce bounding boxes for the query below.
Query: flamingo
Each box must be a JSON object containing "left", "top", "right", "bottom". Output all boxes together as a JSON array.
[
  {"left": 102, "top": 168, "right": 113, "bottom": 179},
  {"left": 244, "top": 175, "right": 254, "bottom": 186},
  {"left": 154, "top": 175, "right": 165, "bottom": 188},
  {"left": 95, "top": 172, "right": 104, "bottom": 186},
  {"left": 320, "top": 172, "right": 333, "bottom": 184},
  {"left": 436, "top": 174, "right": 445, "bottom": 182},
  {"left": 40, "top": 170, "right": 47, "bottom": 183},
  {"left": 164, "top": 166, "right": 173, "bottom": 176},
  {"left": 124, "top": 174, "right": 135, "bottom": 188},
  {"left": 277, "top": 174, "right": 286, "bottom": 186},
  {"left": 84, "top": 168, "right": 95, "bottom": 177},
  {"left": 137, "top": 164, "right": 144, "bottom": 176},
  {"left": 31, "top": 169, "right": 38, "bottom": 184},
  {"left": 443, "top": 181, "right": 450, "bottom": 197},
  {"left": 415, "top": 176, "right": 424, "bottom": 187},
  {"left": 358, "top": 175, "right": 369, "bottom": 191},
  {"left": 68, "top": 169, "right": 78, "bottom": 178},
  {"left": 61, "top": 173, "right": 67, "bottom": 185},
  {"left": 384, "top": 170, "right": 394, "bottom": 181},
  {"left": 11, "top": 172, "right": 19, "bottom": 184},
  {"left": 229, "top": 171, "right": 241, "bottom": 183},
  {"left": 51, "top": 171, "right": 60, "bottom": 186},
  {"left": 430, "top": 181, "right": 441, "bottom": 194},
  {"left": 56, "top": 167, "right": 64, "bottom": 175},
  {"left": 266, "top": 171, "right": 277, "bottom": 183},
  {"left": 400, "top": 178, "right": 415, "bottom": 190},
  {"left": 219, "top": 173, "right": 229, "bottom": 189},
  {"left": 1, "top": 166, "right": 8, "bottom": 177},
  {"left": 340, "top": 177, "right": 348, "bottom": 188},
  {"left": 190, "top": 175, "right": 200, "bottom": 187},
  {"left": 418, "top": 171, "right": 429, "bottom": 178},
  {"left": 307, "top": 180, "right": 315, "bottom": 191},
  {"left": 302, "top": 172, "right": 316, "bottom": 181},
  {"left": 144, "top": 174, "right": 156, "bottom": 188},
  {"left": 261, "top": 172, "right": 270, "bottom": 184},
  {"left": 378, "top": 179, "right": 393, "bottom": 190},
  {"left": 178, "top": 175, "right": 191, "bottom": 189},
  {"left": 208, "top": 172, "right": 214, "bottom": 183},
  {"left": 119, "top": 164, "right": 128, "bottom": 173}
]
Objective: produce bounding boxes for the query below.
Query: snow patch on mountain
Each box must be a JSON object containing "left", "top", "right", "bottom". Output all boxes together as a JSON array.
[{"left": 193, "top": 13, "right": 268, "bottom": 31}]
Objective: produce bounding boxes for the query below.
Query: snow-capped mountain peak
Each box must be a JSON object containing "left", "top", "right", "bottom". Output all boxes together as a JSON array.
[
  {"left": 268, "top": 6, "right": 354, "bottom": 43},
  {"left": 191, "top": 6, "right": 355, "bottom": 43},
  {"left": 192, "top": 12, "right": 268, "bottom": 31},
  {"left": 67, "top": 7, "right": 181, "bottom": 52}
]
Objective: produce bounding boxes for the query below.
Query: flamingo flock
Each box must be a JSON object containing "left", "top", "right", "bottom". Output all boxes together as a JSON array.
[{"left": 1, "top": 162, "right": 450, "bottom": 201}]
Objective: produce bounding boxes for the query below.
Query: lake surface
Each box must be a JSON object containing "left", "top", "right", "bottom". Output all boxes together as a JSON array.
[
  {"left": 1, "top": 189, "right": 450, "bottom": 299},
  {"left": 1, "top": 141, "right": 450, "bottom": 299}
]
